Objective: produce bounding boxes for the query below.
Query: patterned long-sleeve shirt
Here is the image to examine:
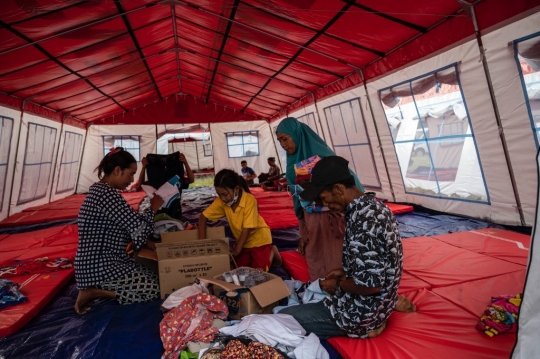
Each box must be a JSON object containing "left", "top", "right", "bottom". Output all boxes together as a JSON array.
[
  {"left": 75, "top": 182, "right": 155, "bottom": 289},
  {"left": 324, "top": 193, "right": 403, "bottom": 337}
]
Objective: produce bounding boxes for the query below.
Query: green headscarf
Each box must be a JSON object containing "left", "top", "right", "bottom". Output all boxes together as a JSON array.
[{"left": 276, "top": 117, "right": 364, "bottom": 219}]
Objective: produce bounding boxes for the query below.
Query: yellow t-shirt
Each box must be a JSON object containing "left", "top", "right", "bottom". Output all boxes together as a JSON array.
[{"left": 202, "top": 190, "right": 272, "bottom": 248}]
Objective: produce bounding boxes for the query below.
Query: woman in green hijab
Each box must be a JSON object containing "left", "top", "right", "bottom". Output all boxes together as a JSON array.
[{"left": 276, "top": 117, "right": 364, "bottom": 281}]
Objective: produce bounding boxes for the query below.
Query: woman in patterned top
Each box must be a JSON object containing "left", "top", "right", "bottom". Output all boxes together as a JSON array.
[{"left": 74, "top": 148, "right": 164, "bottom": 314}]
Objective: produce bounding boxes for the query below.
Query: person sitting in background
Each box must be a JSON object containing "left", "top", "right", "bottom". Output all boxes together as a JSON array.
[
  {"left": 259, "top": 157, "right": 281, "bottom": 191},
  {"left": 135, "top": 152, "right": 194, "bottom": 220},
  {"left": 75, "top": 147, "right": 163, "bottom": 314},
  {"left": 240, "top": 160, "right": 257, "bottom": 185},
  {"left": 198, "top": 169, "right": 281, "bottom": 270}
]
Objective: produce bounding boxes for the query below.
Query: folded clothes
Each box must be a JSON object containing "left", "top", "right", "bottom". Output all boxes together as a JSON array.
[
  {"left": 476, "top": 293, "right": 521, "bottom": 337},
  {"left": 0, "top": 279, "right": 28, "bottom": 309}
]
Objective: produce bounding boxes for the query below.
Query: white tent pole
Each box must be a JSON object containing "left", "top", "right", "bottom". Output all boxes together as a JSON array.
[
  {"left": 48, "top": 114, "right": 67, "bottom": 202},
  {"left": 209, "top": 123, "right": 216, "bottom": 171},
  {"left": 7, "top": 100, "right": 27, "bottom": 217},
  {"left": 460, "top": 0, "right": 525, "bottom": 225},
  {"left": 195, "top": 140, "right": 200, "bottom": 170},
  {"left": 359, "top": 69, "right": 397, "bottom": 202},
  {"left": 309, "top": 91, "right": 327, "bottom": 143},
  {"left": 266, "top": 120, "right": 284, "bottom": 173},
  {"left": 74, "top": 125, "right": 89, "bottom": 194},
  {"left": 155, "top": 124, "right": 159, "bottom": 153}
]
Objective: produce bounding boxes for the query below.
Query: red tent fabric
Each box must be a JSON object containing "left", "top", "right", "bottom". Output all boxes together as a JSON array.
[{"left": 0, "top": 0, "right": 536, "bottom": 125}]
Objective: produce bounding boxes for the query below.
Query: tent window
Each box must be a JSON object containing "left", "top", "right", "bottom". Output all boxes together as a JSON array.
[
  {"left": 323, "top": 99, "right": 381, "bottom": 189},
  {"left": 102, "top": 135, "right": 141, "bottom": 161},
  {"left": 56, "top": 132, "right": 83, "bottom": 194},
  {"left": 297, "top": 112, "right": 320, "bottom": 135},
  {"left": 513, "top": 33, "right": 540, "bottom": 148},
  {"left": 379, "top": 63, "right": 489, "bottom": 203},
  {"left": 0, "top": 116, "right": 14, "bottom": 211},
  {"left": 226, "top": 131, "right": 260, "bottom": 158},
  {"left": 18, "top": 123, "right": 58, "bottom": 204},
  {"left": 203, "top": 143, "right": 213, "bottom": 157}
]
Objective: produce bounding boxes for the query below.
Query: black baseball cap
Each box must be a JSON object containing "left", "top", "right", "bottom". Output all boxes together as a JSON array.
[{"left": 299, "top": 156, "right": 353, "bottom": 201}]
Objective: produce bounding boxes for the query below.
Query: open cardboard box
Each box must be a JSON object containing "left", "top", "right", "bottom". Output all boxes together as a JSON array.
[
  {"left": 136, "top": 226, "right": 231, "bottom": 299},
  {"left": 199, "top": 268, "right": 291, "bottom": 320}
]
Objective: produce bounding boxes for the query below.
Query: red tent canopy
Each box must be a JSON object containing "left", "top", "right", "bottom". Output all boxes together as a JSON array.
[{"left": 0, "top": 0, "right": 536, "bottom": 125}]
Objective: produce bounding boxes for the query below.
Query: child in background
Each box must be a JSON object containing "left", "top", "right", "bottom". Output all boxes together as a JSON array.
[
  {"left": 198, "top": 169, "right": 281, "bottom": 271},
  {"left": 240, "top": 160, "right": 257, "bottom": 185}
]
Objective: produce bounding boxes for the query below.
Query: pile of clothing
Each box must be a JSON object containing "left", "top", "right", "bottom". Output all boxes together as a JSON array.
[
  {"left": 477, "top": 293, "right": 521, "bottom": 337},
  {"left": 159, "top": 282, "right": 330, "bottom": 359}
]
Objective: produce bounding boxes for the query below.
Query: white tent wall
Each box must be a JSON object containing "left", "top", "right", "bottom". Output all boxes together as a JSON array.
[
  {"left": 512, "top": 153, "right": 540, "bottom": 359},
  {"left": 49, "top": 124, "right": 86, "bottom": 203},
  {"left": 9, "top": 113, "right": 62, "bottom": 216},
  {"left": 313, "top": 87, "right": 392, "bottom": 198},
  {"left": 364, "top": 37, "right": 521, "bottom": 226},
  {"left": 210, "top": 120, "right": 279, "bottom": 176},
  {"left": 156, "top": 124, "right": 210, "bottom": 139},
  {"left": 77, "top": 124, "right": 156, "bottom": 193},
  {"left": 0, "top": 105, "right": 22, "bottom": 221},
  {"left": 277, "top": 91, "right": 395, "bottom": 201},
  {"left": 169, "top": 140, "right": 214, "bottom": 170},
  {"left": 482, "top": 12, "right": 540, "bottom": 226},
  {"left": 269, "top": 117, "right": 289, "bottom": 173}
]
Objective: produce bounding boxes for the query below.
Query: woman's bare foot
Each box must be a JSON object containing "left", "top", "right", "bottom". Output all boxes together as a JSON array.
[
  {"left": 269, "top": 245, "right": 282, "bottom": 267},
  {"left": 75, "top": 288, "right": 115, "bottom": 314},
  {"left": 368, "top": 321, "right": 386, "bottom": 338},
  {"left": 395, "top": 295, "right": 416, "bottom": 312}
]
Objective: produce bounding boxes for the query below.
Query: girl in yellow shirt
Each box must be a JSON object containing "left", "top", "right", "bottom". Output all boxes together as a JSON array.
[{"left": 198, "top": 169, "right": 280, "bottom": 271}]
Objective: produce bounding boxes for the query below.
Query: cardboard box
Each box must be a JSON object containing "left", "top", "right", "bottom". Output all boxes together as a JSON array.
[
  {"left": 153, "top": 226, "right": 231, "bottom": 299},
  {"left": 200, "top": 268, "right": 291, "bottom": 320}
]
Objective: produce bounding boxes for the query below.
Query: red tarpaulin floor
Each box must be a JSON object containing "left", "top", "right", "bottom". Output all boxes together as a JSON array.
[
  {"left": 281, "top": 229, "right": 528, "bottom": 359},
  {"left": 0, "top": 192, "right": 146, "bottom": 227}
]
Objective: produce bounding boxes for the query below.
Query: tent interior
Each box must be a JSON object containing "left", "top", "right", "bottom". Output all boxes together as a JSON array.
[{"left": 1, "top": 0, "right": 540, "bottom": 358}]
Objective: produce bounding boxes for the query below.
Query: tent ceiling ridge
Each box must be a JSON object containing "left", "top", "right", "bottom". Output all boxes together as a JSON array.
[
  {"left": 204, "top": 0, "right": 240, "bottom": 104},
  {"left": 0, "top": 20, "right": 128, "bottom": 112},
  {"left": 239, "top": 0, "right": 385, "bottom": 57},
  {"left": 114, "top": 1, "right": 162, "bottom": 101},
  {"left": 175, "top": 0, "right": 361, "bottom": 69},
  {"left": 173, "top": 14, "right": 344, "bottom": 78},
  {"left": 242, "top": 1, "right": 353, "bottom": 112},
  {"left": 0, "top": 1, "right": 162, "bottom": 57},
  {"left": 173, "top": 33, "right": 330, "bottom": 87}
]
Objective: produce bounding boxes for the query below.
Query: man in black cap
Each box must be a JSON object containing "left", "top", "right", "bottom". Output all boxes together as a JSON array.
[{"left": 279, "top": 155, "right": 415, "bottom": 339}]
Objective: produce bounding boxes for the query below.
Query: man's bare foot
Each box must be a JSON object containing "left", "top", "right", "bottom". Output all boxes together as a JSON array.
[
  {"left": 74, "top": 288, "right": 115, "bottom": 314},
  {"left": 269, "top": 245, "right": 282, "bottom": 267},
  {"left": 368, "top": 321, "right": 386, "bottom": 338},
  {"left": 395, "top": 295, "right": 416, "bottom": 312}
]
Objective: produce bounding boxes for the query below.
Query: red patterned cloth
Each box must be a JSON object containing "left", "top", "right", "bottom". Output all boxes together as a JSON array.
[{"left": 160, "top": 293, "right": 228, "bottom": 359}]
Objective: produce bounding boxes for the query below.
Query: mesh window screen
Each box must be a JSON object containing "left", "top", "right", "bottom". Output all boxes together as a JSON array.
[
  {"left": 297, "top": 112, "right": 319, "bottom": 135},
  {"left": 226, "top": 131, "right": 259, "bottom": 158},
  {"left": 324, "top": 99, "right": 381, "bottom": 189},
  {"left": 56, "top": 131, "right": 83, "bottom": 194},
  {"left": 379, "top": 64, "right": 488, "bottom": 203},
  {"left": 102, "top": 135, "right": 141, "bottom": 161},
  {"left": 0, "top": 116, "right": 14, "bottom": 211},
  {"left": 18, "top": 123, "right": 57, "bottom": 204},
  {"left": 514, "top": 34, "right": 540, "bottom": 148}
]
